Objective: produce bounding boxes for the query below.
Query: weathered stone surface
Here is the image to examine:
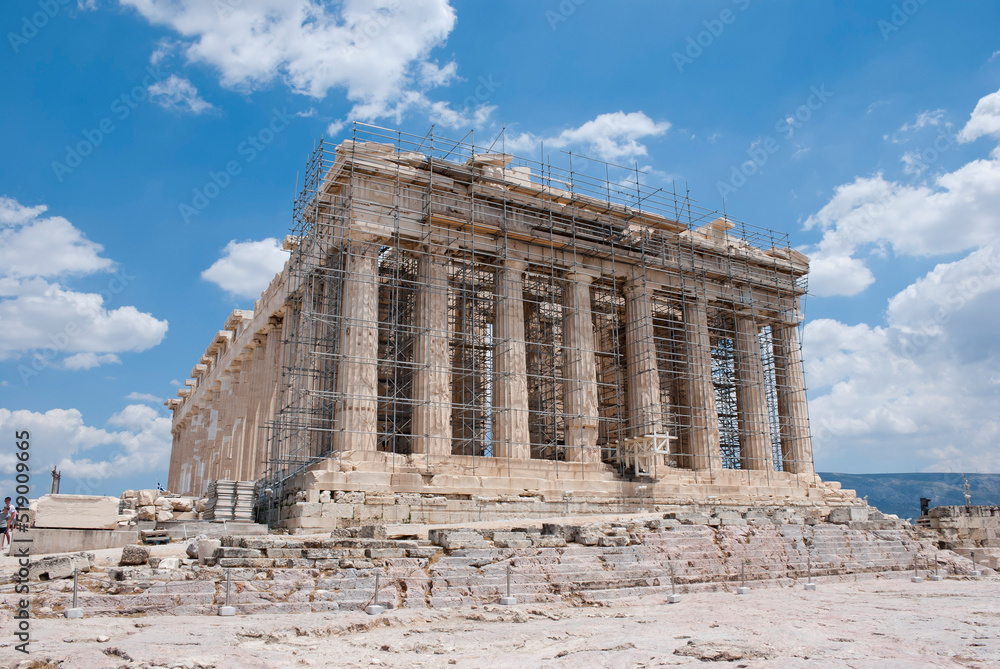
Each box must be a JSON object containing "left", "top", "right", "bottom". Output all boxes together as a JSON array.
[
  {"left": 828, "top": 507, "right": 868, "bottom": 524},
  {"left": 28, "top": 552, "right": 93, "bottom": 581},
  {"left": 137, "top": 489, "right": 158, "bottom": 506},
  {"left": 120, "top": 544, "right": 150, "bottom": 566},
  {"left": 137, "top": 505, "right": 156, "bottom": 521},
  {"left": 33, "top": 494, "right": 120, "bottom": 530}
]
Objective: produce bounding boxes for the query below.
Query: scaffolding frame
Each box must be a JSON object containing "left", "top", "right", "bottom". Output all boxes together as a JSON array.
[{"left": 257, "top": 122, "right": 811, "bottom": 521}]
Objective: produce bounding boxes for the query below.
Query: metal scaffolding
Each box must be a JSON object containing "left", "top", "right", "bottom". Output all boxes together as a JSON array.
[{"left": 254, "top": 122, "right": 811, "bottom": 520}]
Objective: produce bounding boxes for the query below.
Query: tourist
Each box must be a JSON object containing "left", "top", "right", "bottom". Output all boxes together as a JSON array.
[{"left": 0, "top": 497, "right": 15, "bottom": 553}]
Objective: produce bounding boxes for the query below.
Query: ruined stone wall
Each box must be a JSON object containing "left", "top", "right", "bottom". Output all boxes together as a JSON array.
[{"left": 925, "top": 505, "right": 1000, "bottom": 568}]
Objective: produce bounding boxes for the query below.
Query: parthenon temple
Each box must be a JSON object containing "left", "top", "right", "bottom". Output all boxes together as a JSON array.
[{"left": 166, "top": 124, "right": 852, "bottom": 529}]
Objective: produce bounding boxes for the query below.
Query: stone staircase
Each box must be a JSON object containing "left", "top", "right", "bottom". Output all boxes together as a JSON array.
[{"left": 4, "top": 518, "right": 985, "bottom": 618}]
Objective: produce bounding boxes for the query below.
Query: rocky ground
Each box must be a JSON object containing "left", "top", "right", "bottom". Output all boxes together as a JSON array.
[{"left": 1, "top": 574, "right": 997, "bottom": 668}]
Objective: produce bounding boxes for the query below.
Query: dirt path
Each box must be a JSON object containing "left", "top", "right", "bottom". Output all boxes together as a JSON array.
[{"left": 2, "top": 575, "right": 997, "bottom": 668}]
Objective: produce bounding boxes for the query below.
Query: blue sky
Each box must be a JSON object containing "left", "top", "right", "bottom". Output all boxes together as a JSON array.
[{"left": 2, "top": 0, "right": 999, "bottom": 495}]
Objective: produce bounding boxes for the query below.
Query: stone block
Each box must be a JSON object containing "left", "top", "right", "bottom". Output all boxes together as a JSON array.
[
  {"left": 136, "top": 489, "right": 158, "bottom": 506},
  {"left": 429, "top": 529, "right": 489, "bottom": 550},
  {"left": 334, "top": 491, "right": 365, "bottom": 504},
  {"left": 136, "top": 505, "right": 156, "bottom": 521},
  {"left": 170, "top": 497, "right": 195, "bottom": 512},
  {"left": 33, "top": 494, "right": 120, "bottom": 530},
  {"left": 320, "top": 503, "right": 355, "bottom": 519},
  {"left": 158, "top": 557, "right": 180, "bottom": 570},
  {"left": 357, "top": 525, "right": 388, "bottom": 539},
  {"left": 575, "top": 528, "right": 603, "bottom": 546},
  {"left": 28, "top": 552, "right": 93, "bottom": 581},
  {"left": 155, "top": 509, "right": 173, "bottom": 523},
  {"left": 828, "top": 507, "right": 868, "bottom": 524},
  {"left": 119, "top": 544, "right": 149, "bottom": 566},
  {"left": 492, "top": 531, "right": 528, "bottom": 548},
  {"left": 598, "top": 535, "right": 630, "bottom": 547}
]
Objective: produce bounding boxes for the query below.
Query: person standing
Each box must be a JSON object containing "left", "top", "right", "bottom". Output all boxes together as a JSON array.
[{"left": 0, "top": 497, "right": 15, "bottom": 553}]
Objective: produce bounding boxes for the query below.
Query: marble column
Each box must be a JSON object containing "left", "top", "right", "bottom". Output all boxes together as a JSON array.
[
  {"left": 332, "top": 239, "right": 380, "bottom": 453},
  {"left": 411, "top": 249, "right": 453, "bottom": 457},
  {"left": 734, "top": 315, "right": 773, "bottom": 471},
  {"left": 683, "top": 296, "right": 723, "bottom": 471},
  {"left": 771, "top": 322, "right": 814, "bottom": 475},
  {"left": 492, "top": 258, "right": 530, "bottom": 460},
  {"left": 623, "top": 277, "right": 663, "bottom": 437},
  {"left": 561, "top": 272, "right": 600, "bottom": 462}
]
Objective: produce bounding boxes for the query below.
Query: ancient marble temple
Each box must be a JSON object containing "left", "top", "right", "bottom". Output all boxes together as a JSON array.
[{"left": 167, "top": 125, "right": 849, "bottom": 529}]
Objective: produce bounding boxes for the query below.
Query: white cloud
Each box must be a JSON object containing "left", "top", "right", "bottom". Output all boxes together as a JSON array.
[
  {"left": 0, "top": 405, "right": 172, "bottom": 488},
  {"left": 803, "top": 87, "right": 1000, "bottom": 473},
  {"left": 202, "top": 237, "right": 290, "bottom": 299},
  {"left": 958, "top": 86, "right": 1000, "bottom": 142},
  {"left": 0, "top": 196, "right": 113, "bottom": 278},
  {"left": 148, "top": 74, "right": 215, "bottom": 114},
  {"left": 898, "top": 109, "right": 946, "bottom": 133},
  {"left": 0, "top": 279, "right": 169, "bottom": 364},
  {"left": 803, "top": 141, "right": 1000, "bottom": 296},
  {"left": 805, "top": 245, "right": 1000, "bottom": 473},
  {"left": 506, "top": 111, "right": 670, "bottom": 163},
  {"left": 118, "top": 0, "right": 457, "bottom": 121},
  {"left": 0, "top": 197, "right": 168, "bottom": 370},
  {"left": 64, "top": 352, "right": 122, "bottom": 370},
  {"left": 126, "top": 391, "right": 166, "bottom": 404}
]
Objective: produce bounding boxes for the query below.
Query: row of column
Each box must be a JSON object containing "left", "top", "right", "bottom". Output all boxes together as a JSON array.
[{"left": 331, "top": 241, "right": 813, "bottom": 475}]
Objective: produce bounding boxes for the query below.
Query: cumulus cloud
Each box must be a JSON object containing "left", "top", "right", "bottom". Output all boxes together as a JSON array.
[
  {"left": 506, "top": 111, "right": 670, "bottom": 163},
  {"left": 803, "top": 87, "right": 1000, "bottom": 473},
  {"left": 803, "top": 144, "right": 1000, "bottom": 297},
  {"left": 0, "top": 196, "right": 113, "bottom": 278},
  {"left": 118, "top": 0, "right": 459, "bottom": 122},
  {"left": 148, "top": 74, "right": 215, "bottom": 114},
  {"left": 201, "top": 237, "right": 290, "bottom": 299},
  {"left": 0, "top": 405, "right": 172, "bottom": 491},
  {"left": 0, "top": 196, "right": 168, "bottom": 372},
  {"left": 958, "top": 86, "right": 1000, "bottom": 142}
]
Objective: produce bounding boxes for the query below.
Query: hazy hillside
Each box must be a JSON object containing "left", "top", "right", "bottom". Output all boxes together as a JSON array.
[{"left": 818, "top": 473, "right": 1000, "bottom": 520}]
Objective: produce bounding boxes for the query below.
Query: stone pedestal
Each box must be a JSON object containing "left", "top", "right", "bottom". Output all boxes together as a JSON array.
[
  {"left": 493, "top": 258, "right": 530, "bottom": 460},
  {"left": 333, "top": 240, "right": 381, "bottom": 453},
  {"left": 683, "top": 296, "right": 722, "bottom": 472},
  {"left": 772, "top": 322, "right": 813, "bottom": 475},
  {"left": 412, "top": 250, "right": 453, "bottom": 458},
  {"left": 623, "top": 277, "right": 663, "bottom": 437},
  {"left": 562, "top": 272, "right": 599, "bottom": 463},
  {"left": 734, "top": 316, "right": 773, "bottom": 471}
]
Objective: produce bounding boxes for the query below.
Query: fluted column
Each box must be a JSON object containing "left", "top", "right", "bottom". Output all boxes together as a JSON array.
[
  {"left": 561, "top": 272, "right": 599, "bottom": 462},
  {"left": 332, "top": 240, "right": 380, "bottom": 453},
  {"left": 683, "top": 296, "right": 723, "bottom": 471},
  {"left": 411, "top": 249, "right": 453, "bottom": 457},
  {"left": 734, "top": 315, "right": 773, "bottom": 471},
  {"left": 492, "top": 258, "right": 530, "bottom": 460},
  {"left": 772, "top": 322, "right": 814, "bottom": 475},
  {"left": 623, "top": 277, "right": 663, "bottom": 437}
]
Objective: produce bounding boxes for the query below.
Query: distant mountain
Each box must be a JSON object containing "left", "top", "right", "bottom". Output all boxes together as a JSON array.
[{"left": 817, "top": 472, "right": 1000, "bottom": 520}]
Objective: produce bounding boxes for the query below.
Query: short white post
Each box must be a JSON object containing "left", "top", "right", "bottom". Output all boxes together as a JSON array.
[
  {"left": 366, "top": 572, "right": 386, "bottom": 615},
  {"left": 911, "top": 555, "right": 923, "bottom": 583},
  {"left": 970, "top": 550, "right": 981, "bottom": 577},
  {"left": 667, "top": 561, "right": 681, "bottom": 604},
  {"left": 737, "top": 560, "right": 751, "bottom": 595},
  {"left": 804, "top": 553, "right": 816, "bottom": 591},
  {"left": 218, "top": 568, "right": 236, "bottom": 616},
  {"left": 500, "top": 563, "right": 517, "bottom": 606},
  {"left": 65, "top": 567, "right": 83, "bottom": 619},
  {"left": 930, "top": 553, "right": 944, "bottom": 581}
]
